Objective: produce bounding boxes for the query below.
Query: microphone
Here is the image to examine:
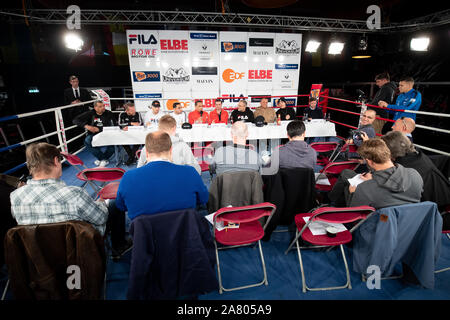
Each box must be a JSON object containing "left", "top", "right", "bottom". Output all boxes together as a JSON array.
[{"left": 200, "top": 111, "right": 203, "bottom": 116}]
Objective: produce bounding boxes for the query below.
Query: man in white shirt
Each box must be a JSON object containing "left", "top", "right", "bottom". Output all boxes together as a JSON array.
[
  {"left": 143, "top": 100, "right": 165, "bottom": 127},
  {"left": 170, "top": 102, "right": 187, "bottom": 127}
]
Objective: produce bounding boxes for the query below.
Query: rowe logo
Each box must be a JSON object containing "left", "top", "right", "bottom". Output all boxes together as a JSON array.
[
  {"left": 222, "top": 68, "right": 245, "bottom": 83},
  {"left": 248, "top": 70, "right": 272, "bottom": 80},
  {"left": 128, "top": 34, "right": 157, "bottom": 45},
  {"left": 160, "top": 39, "right": 188, "bottom": 50}
]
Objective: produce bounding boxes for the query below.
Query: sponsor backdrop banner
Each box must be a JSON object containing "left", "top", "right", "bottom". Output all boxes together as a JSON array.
[
  {"left": 248, "top": 90, "right": 274, "bottom": 109},
  {"left": 247, "top": 33, "right": 275, "bottom": 91},
  {"left": 126, "top": 30, "right": 301, "bottom": 112}
]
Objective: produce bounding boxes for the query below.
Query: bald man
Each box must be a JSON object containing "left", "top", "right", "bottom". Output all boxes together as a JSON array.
[
  {"left": 391, "top": 117, "right": 415, "bottom": 142},
  {"left": 210, "top": 121, "right": 261, "bottom": 175},
  {"left": 347, "top": 109, "right": 377, "bottom": 147}
]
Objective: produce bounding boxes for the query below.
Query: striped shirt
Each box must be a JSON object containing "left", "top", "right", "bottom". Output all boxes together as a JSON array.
[{"left": 10, "top": 179, "right": 109, "bottom": 235}]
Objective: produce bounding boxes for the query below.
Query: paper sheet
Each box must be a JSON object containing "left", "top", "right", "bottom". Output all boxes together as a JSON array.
[
  {"left": 315, "top": 172, "right": 330, "bottom": 186},
  {"left": 205, "top": 205, "right": 233, "bottom": 231},
  {"left": 303, "top": 216, "right": 347, "bottom": 236},
  {"left": 347, "top": 174, "right": 366, "bottom": 187}
]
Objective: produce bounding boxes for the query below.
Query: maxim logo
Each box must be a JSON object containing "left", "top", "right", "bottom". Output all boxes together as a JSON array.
[
  {"left": 163, "top": 67, "right": 190, "bottom": 82},
  {"left": 128, "top": 34, "right": 157, "bottom": 45},
  {"left": 252, "top": 50, "right": 269, "bottom": 55},
  {"left": 276, "top": 40, "right": 300, "bottom": 54},
  {"left": 196, "top": 79, "right": 213, "bottom": 84}
]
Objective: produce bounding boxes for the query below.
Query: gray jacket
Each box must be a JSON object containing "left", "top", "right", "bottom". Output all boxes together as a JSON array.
[
  {"left": 264, "top": 140, "right": 316, "bottom": 175},
  {"left": 211, "top": 144, "right": 261, "bottom": 176},
  {"left": 137, "top": 134, "right": 201, "bottom": 175},
  {"left": 349, "top": 164, "right": 423, "bottom": 210}
]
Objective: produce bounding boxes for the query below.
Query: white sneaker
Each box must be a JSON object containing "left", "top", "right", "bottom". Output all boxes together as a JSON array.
[
  {"left": 98, "top": 160, "right": 109, "bottom": 167},
  {"left": 94, "top": 160, "right": 101, "bottom": 166}
]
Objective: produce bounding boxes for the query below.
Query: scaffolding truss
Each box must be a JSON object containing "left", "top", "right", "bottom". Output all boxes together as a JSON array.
[{"left": 1, "top": 9, "right": 449, "bottom": 33}]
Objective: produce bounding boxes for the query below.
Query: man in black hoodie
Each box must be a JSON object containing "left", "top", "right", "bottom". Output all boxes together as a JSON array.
[
  {"left": 369, "top": 72, "right": 397, "bottom": 135},
  {"left": 73, "top": 101, "right": 116, "bottom": 167}
]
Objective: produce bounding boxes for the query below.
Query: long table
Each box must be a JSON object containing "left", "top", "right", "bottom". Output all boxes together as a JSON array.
[{"left": 92, "top": 120, "right": 336, "bottom": 148}]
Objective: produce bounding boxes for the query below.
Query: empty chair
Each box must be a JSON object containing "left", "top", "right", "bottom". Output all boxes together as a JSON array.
[
  {"left": 310, "top": 141, "right": 340, "bottom": 166},
  {"left": 61, "top": 152, "right": 125, "bottom": 193},
  {"left": 212, "top": 202, "right": 276, "bottom": 293},
  {"left": 285, "top": 205, "right": 375, "bottom": 293}
]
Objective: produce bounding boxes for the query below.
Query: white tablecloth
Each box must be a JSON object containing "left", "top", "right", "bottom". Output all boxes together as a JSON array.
[{"left": 92, "top": 120, "right": 336, "bottom": 147}]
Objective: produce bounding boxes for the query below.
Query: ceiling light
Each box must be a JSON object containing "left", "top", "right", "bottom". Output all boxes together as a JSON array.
[
  {"left": 328, "top": 42, "right": 344, "bottom": 55},
  {"left": 410, "top": 37, "right": 430, "bottom": 51},
  {"left": 305, "top": 40, "right": 321, "bottom": 53},
  {"left": 64, "top": 32, "right": 84, "bottom": 52}
]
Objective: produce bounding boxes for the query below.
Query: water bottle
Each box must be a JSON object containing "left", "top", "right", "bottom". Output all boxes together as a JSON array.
[{"left": 327, "top": 113, "right": 331, "bottom": 122}]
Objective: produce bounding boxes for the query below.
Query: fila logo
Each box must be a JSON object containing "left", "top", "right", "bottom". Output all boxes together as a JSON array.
[
  {"left": 160, "top": 39, "right": 188, "bottom": 50},
  {"left": 128, "top": 34, "right": 157, "bottom": 45},
  {"left": 248, "top": 70, "right": 272, "bottom": 80},
  {"left": 222, "top": 68, "right": 245, "bottom": 83}
]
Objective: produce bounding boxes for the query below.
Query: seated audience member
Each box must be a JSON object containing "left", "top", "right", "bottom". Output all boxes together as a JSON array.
[
  {"left": 381, "top": 131, "right": 450, "bottom": 228},
  {"left": 276, "top": 97, "right": 295, "bottom": 121},
  {"left": 391, "top": 116, "right": 415, "bottom": 142},
  {"left": 264, "top": 120, "right": 317, "bottom": 175},
  {"left": 339, "top": 139, "right": 423, "bottom": 210},
  {"left": 230, "top": 99, "right": 255, "bottom": 123},
  {"left": 9, "top": 143, "right": 130, "bottom": 257},
  {"left": 211, "top": 121, "right": 260, "bottom": 176},
  {"left": 209, "top": 99, "right": 229, "bottom": 124},
  {"left": 347, "top": 109, "right": 377, "bottom": 147},
  {"left": 171, "top": 102, "right": 187, "bottom": 127},
  {"left": 188, "top": 100, "right": 209, "bottom": 124},
  {"left": 136, "top": 115, "right": 201, "bottom": 174},
  {"left": 305, "top": 99, "right": 324, "bottom": 120},
  {"left": 144, "top": 100, "right": 165, "bottom": 127},
  {"left": 253, "top": 97, "right": 276, "bottom": 123},
  {"left": 378, "top": 76, "right": 422, "bottom": 121},
  {"left": 73, "top": 100, "right": 116, "bottom": 167},
  {"left": 116, "top": 131, "right": 208, "bottom": 220},
  {"left": 118, "top": 102, "right": 143, "bottom": 166}
]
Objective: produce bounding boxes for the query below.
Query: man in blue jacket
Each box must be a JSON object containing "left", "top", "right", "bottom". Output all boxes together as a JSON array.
[
  {"left": 115, "top": 131, "right": 209, "bottom": 220},
  {"left": 378, "top": 77, "right": 422, "bottom": 121}
]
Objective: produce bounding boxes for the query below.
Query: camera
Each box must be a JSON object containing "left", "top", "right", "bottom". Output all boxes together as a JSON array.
[
  {"left": 349, "top": 129, "right": 363, "bottom": 140},
  {"left": 356, "top": 89, "right": 367, "bottom": 103}
]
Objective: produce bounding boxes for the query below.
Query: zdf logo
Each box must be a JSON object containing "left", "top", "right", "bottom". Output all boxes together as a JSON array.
[{"left": 222, "top": 69, "right": 245, "bottom": 83}]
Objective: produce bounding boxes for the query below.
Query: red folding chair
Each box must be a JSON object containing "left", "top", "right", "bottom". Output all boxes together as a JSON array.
[
  {"left": 192, "top": 145, "right": 215, "bottom": 172},
  {"left": 329, "top": 143, "right": 358, "bottom": 162},
  {"left": 96, "top": 181, "right": 120, "bottom": 200},
  {"left": 315, "top": 160, "right": 361, "bottom": 192},
  {"left": 310, "top": 142, "right": 340, "bottom": 166},
  {"left": 285, "top": 206, "right": 376, "bottom": 293},
  {"left": 61, "top": 152, "right": 125, "bottom": 193},
  {"left": 212, "top": 202, "right": 276, "bottom": 294}
]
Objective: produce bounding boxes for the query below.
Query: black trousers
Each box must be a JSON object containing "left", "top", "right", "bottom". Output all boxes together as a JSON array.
[{"left": 105, "top": 200, "right": 127, "bottom": 249}]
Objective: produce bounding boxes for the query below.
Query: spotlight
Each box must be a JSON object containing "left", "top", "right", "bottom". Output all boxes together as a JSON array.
[
  {"left": 328, "top": 42, "right": 344, "bottom": 55},
  {"left": 305, "top": 40, "right": 321, "bottom": 53},
  {"left": 64, "top": 32, "right": 84, "bottom": 52},
  {"left": 410, "top": 37, "right": 430, "bottom": 51}
]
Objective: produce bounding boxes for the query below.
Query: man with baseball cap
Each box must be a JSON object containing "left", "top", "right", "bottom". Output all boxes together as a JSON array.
[{"left": 143, "top": 100, "right": 165, "bottom": 127}]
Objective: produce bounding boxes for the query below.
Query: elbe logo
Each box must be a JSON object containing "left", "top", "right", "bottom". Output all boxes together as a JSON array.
[
  {"left": 248, "top": 70, "right": 272, "bottom": 80},
  {"left": 222, "top": 68, "right": 245, "bottom": 83},
  {"left": 160, "top": 39, "right": 188, "bottom": 51},
  {"left": 128, "top": 34, "right": 157, "bottom": 45}
]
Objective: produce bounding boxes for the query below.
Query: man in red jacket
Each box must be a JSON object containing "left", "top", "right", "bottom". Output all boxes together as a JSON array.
[
  {"left": 188, "top": 100, "right": 209, "bottom": 124},
  {"left": 209, "top": 99, "right": 229, "bottom": 124}
]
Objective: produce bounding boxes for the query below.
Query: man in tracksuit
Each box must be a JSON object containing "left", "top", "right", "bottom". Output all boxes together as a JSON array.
[
  {"left": 73, "top": 101, "right": 116, "bottom": 167},
  {"left": 378, "top": 77, "right": 422, "bottom": 121}
]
